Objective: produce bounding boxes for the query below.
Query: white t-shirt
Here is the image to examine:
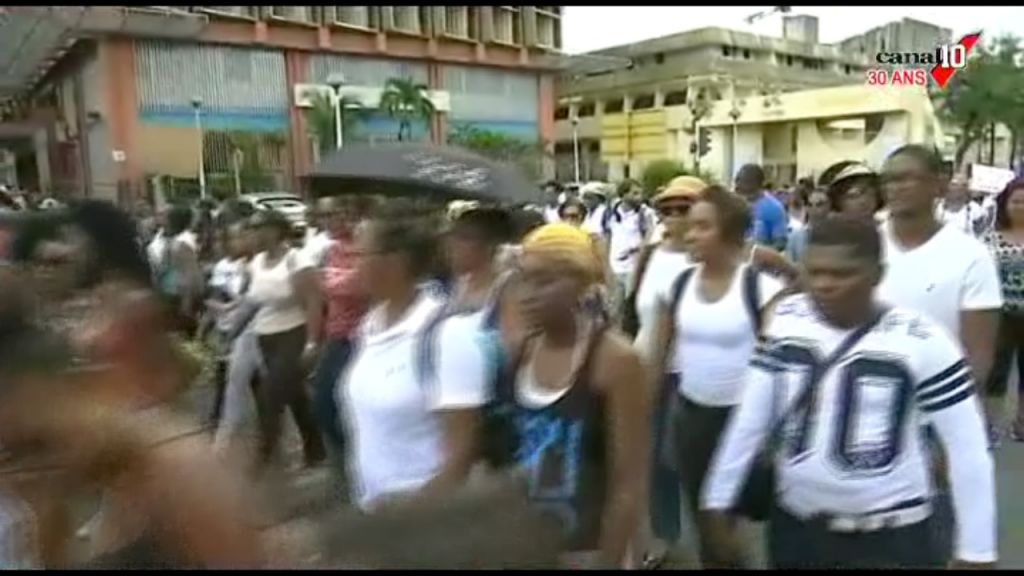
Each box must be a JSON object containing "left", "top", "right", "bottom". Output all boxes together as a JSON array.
[
  {"left": 177, "top": 230, "right": 198, "bottom": 251},
  {"left": 303, "top": 228, "right": 334, "bottom": 266},
  {"left": 582, "top": 203, "right": 607, "bottom": 236},
  {"left": 632, "top": 246, "right": 691, "bottom": 361},
  {"left": 703, "top": 294, "right": 996, "bottom": 563},
  {"left": 938, "top": 197, "right": 995, "bottom": 238},
  {"left": 340, "top": 294, "right": 488, "bottom": 510},
  {"left": 210, "top": 257, "right": 247, "bottom": 332},
  {"left": 606, "top": 204, "right": 654, "bottom": 276},
  {"left": 878, "top": 222, "right": 1003, "bottom": 339},
  {"left": 673, "top": 264, "right": 784, "bottom": 406},
  {"left": 544, "top": 204, "right": 561, "bottom": 224},
  {"left": 247, "top": 248, "right": 314, "bottom": 335},
  {"left": 146, "top": 232, "right": 166, "bottom": 269}
]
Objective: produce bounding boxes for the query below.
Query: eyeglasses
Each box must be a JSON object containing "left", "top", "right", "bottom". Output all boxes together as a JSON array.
[{"left": 562, "top": 211, "right": 584, "bottom": 221}]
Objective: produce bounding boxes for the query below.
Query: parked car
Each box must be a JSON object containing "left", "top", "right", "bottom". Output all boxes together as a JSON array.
[{"left": 238, "top": 192, "right": 308, "bottom": 230}]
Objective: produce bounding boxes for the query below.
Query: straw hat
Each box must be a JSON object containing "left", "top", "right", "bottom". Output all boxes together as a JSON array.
[{"left": 653, "top": 175, "right": 707, "bottom": 204}]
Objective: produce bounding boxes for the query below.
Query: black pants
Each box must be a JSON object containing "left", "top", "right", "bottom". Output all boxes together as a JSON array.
[
  {"left": 987, "top": 313, "right": 1024, "bottom": 398},
  {"left": 675, "top": 395, "right": 733, "bottom": 563},
  {"left": 768, "top": 506, "right": 942, "bottom": 569},
  {"left": 255, "top": 325, "right": 325, "bottom": 469}
]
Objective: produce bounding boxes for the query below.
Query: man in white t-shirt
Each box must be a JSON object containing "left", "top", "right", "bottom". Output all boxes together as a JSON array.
[
  {"left": 876, "top": 145, "right": 1002, "bottom": 564},
  {"left": 878, "top": 146, "right": 1002, "bottom": 418},
  {"left": 605, "top": 180, "right": 655, "bottom": 321}
]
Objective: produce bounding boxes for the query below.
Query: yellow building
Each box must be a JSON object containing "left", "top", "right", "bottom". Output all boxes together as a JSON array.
[{"left": 597, "top": 83, "right": 944, "bottom": 185}]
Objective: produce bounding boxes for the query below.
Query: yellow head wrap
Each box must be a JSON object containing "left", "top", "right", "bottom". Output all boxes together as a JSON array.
[{"left": 521, "top": 223, "right": 603, "bottom": 284}]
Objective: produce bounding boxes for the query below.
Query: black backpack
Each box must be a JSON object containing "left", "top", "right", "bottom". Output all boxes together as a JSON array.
[
  {"left": 601, "top": 201, "right": 650, "bottom": 239},
  {"left": 667, "top": 264, "right": 763, "bottom": 337}
]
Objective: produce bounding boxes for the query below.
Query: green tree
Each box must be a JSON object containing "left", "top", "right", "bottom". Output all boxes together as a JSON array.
[
  {"left": 641, "top": 159, "right": 687, "bottom": 197},
  {"left": 936, "top": 34, "right": 1024, "bottom": 170},
  {"left": 379, "top": 77, "right": 435, "bottom": 142},
  {"left": 304, "top": 92, "right": 369, "bottom": 153},
  {"left": 447, "top": 123, "right": 548, "bottom": 180}
]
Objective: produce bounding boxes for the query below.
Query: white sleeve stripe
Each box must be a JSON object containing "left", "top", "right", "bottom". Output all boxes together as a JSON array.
[
  {"left": 916, "top": 359, "right": 969, "bottom": 393},
  {"left": 920, "top": 385, "right": 975, "bottom": 413},
  {"left": 917, "top": 370, "right": 971, "bottom": 402}
]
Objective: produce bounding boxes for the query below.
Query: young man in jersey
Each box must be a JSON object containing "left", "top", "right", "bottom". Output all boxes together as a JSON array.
[{"left": 701, "top": 215, "right": 996, "bottom": 569}]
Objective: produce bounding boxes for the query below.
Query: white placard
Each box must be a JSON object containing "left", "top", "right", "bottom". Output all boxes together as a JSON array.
[
  {"left": 112, "top": 150, "right": 126, "bottom": 163},
  {"left": 970, "top": 164, "right": 1015, "bottom": 195}
]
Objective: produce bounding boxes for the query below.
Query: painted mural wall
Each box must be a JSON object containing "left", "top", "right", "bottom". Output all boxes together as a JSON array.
[
  {"left": 444, "top": 64, "right": 539, "bottom": 140},
  {"left": 307, "top": 53, "right": 430, "bottom": 143}
]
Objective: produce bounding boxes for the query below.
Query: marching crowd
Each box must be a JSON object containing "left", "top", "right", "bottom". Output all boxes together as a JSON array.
[{"left": 0, "top": 143, "right": 1021, "bottom": 569}]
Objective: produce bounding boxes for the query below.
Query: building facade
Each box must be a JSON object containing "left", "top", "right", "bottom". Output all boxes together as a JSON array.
[
  {"left": 554, "top": 15, "right": 956, "bottom": 183},
  {"left": 0, "top": 6, "right": 563, "bottom": 202}
]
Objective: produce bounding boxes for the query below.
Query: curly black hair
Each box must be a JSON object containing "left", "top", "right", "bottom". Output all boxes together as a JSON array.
[
  {"left": 995, "top": 178, "right": 1024, "bottom": 231},
  {"left": 12, "top": 199, "right": 152, "bottom": 288}
]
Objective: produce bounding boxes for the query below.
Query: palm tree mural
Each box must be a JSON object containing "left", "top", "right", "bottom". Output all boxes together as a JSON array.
[
  {"left": 378, "top": 77, "right": 435, "bottom": 142},
  {"left": 304, "top": 91, "right": 369, "bottom": 155}
]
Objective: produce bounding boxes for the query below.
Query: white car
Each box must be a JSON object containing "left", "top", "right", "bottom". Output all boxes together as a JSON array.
[{"left": 239, "top": 192, "right": 308, "bottom": 229}]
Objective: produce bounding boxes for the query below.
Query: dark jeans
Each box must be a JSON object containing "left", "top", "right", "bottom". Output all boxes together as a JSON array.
[
  {"left": 650, "top": 374, "right": 682, "bottom": 543},
  {"left": 255, "top": 325, "right": 325, "bottom": 469},
  {"left": 675, "top": 395, "right": 733, "bottom": 564},
  {"left": 768, "top": 506, "right": 942, "bottom": 569},
  {"left": 986, "top": 313, "right": 1024, "bottom": 398},
  {"left": 312, "top": 337, "right": 354, "bottom": 455}
]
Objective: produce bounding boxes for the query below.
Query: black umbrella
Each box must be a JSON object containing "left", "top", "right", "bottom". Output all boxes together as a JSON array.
[{"left": 309, "top": 142, "right": 542, "bottom": 205}]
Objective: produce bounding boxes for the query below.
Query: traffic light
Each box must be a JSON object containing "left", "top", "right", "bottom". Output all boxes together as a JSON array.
[{"left": 697, "top": 128, "right": 711, "bottom": 157}]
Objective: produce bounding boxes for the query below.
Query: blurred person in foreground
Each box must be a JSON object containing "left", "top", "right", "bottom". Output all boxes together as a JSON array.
[
  {"left": 492, "top": 222, "right": 649, "bottom": 568},
  {"left": 702, "top": 216, "right": 995, "bottom": 569}
]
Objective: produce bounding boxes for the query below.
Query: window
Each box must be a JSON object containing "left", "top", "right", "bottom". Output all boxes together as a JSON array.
[
  {"left": 742, "top": 49, "right": 751, "bottom": 60},
  {"left": 663, "top": 90, "right": 687, "bottom": 106},
  {"left": 392, "top": 6, "right": 422, "bottom": 34},
  {"left": 270, "top": 6, "right": 311, "bottom": 22},
  {"left": 722, "top": 45, "right": 733, "bottom": 57},
  {"left": 577, "top": 101, "right": 596, "bottom": 117},
  {"left": 604, "top": 98, "right": 624, "bottom": 114},
  {"left": 631, "top": 94, "right": 655, "bottom": 110},
  {"left": 844, "top": 64, "right": 852, "bottom": 75},
  {"left": 334, "top": 6, "right": 369, "bottom": 28},
  {"left": 654, "top": 52, "right": 665, "bottom": 64},
  {"left": 536, "top": 6, "right": 558, "bottom": 48},
  {"left": 554, "top": 106, "right": 569, "bottom": 121},
  {"left": 785, "top": 55, "right": 794, "bottom": 66},
  {"left": 441, "top": 6, "right": 469, "bottom": 38},
  {"left": 199, "top": 6, "right": 252, "bottom": 17},
  {"left": 493, "top": 6, "right": 520, "bottom": 44}
]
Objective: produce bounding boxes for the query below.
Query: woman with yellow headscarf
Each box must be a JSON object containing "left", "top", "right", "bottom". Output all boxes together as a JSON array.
[{"left": 492, "top": 223, "right": 649, "bottom": 569}]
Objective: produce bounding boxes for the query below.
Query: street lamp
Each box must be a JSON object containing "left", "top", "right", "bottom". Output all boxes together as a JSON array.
[
  {"left": 191, "top": 97, "right": 206, "bottom": 200},
  {"left": 326, "top": 72, "right": 346, "bottom": 150},
  {"left": 687, "top": 88, "right": 708, "bottom": 173},
  {"left": 571, "top": 115, "right": 581, "bottom": 184},
  {"left": 728, "top": 105, "right": 742, "bottom": 180}
]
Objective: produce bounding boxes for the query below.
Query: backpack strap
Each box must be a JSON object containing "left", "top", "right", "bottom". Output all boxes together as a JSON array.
[
  {"left": 628, "top": 243, "right": 659, "bottom": 297},
  {"left": 663, "top": 266, "right": 697, "bottom": 353},
  {"left": 741, "top": 265, "right": 764, "bottom": 336},
  {"left": 415, "top": 302, "right": 452, "bottom": 395}
]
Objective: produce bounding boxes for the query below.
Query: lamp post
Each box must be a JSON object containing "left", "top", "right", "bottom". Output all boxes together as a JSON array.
[
  {"left": 191, "top": 97, "right": 206, "bottom": 199},
  {"left": 729, "top": 107, "right": 742, "bottom": 180},
  {"left": 326, "top": 72, "right": 346, "bottom": 150},
  {"left": 687, "top": 88, "right": 707, "bottom": 174},
  {"left": 571, "top": 115, "right": 581, "bottom": 184}
]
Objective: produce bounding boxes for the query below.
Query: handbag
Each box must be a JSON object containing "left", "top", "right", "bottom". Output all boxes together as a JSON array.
[{"left": 733, "top": 306, "right": 889, "bottom": 521}]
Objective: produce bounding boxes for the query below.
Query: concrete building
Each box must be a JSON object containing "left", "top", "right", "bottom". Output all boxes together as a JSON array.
[
  {"left": 697, "top": 83, "right": 945, "bottom": 184},
  {"left": 554, "top": 15, "right": 955, "bottom": 183},
  {"left": 0, "top": 6, "right": 563, "bottom": 202}
]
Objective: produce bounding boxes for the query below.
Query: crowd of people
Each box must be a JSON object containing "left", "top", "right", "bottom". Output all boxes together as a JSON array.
[{"left": 0, "top": 143, "right": 1021, "bottom": 569}]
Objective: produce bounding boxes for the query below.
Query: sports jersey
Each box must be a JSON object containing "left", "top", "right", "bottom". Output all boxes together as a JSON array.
[{"left": 703, "top": 294, "right": 996, "bottom": 563}]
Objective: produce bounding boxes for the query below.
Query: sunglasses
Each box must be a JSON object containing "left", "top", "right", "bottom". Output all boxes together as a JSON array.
[
  {"left": 562, "top": 211, "right": 584, "bottom": 220},
  {"left": 658, "top": 203, "right": 692, "bottom": 217}
]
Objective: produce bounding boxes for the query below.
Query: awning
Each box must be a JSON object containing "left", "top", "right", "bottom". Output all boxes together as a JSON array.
[{"left": 0, "top": 7, "right": 207, "bottom": 101}]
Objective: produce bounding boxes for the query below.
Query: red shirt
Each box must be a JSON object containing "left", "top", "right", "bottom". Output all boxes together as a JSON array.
[{"left": 321, "top": 238, "right": 367, "bottom": 340}]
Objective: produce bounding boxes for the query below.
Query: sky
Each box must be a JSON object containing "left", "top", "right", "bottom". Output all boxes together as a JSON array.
[{"left": 562, "top": 6, "right": 1024, "bottom": 54}]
